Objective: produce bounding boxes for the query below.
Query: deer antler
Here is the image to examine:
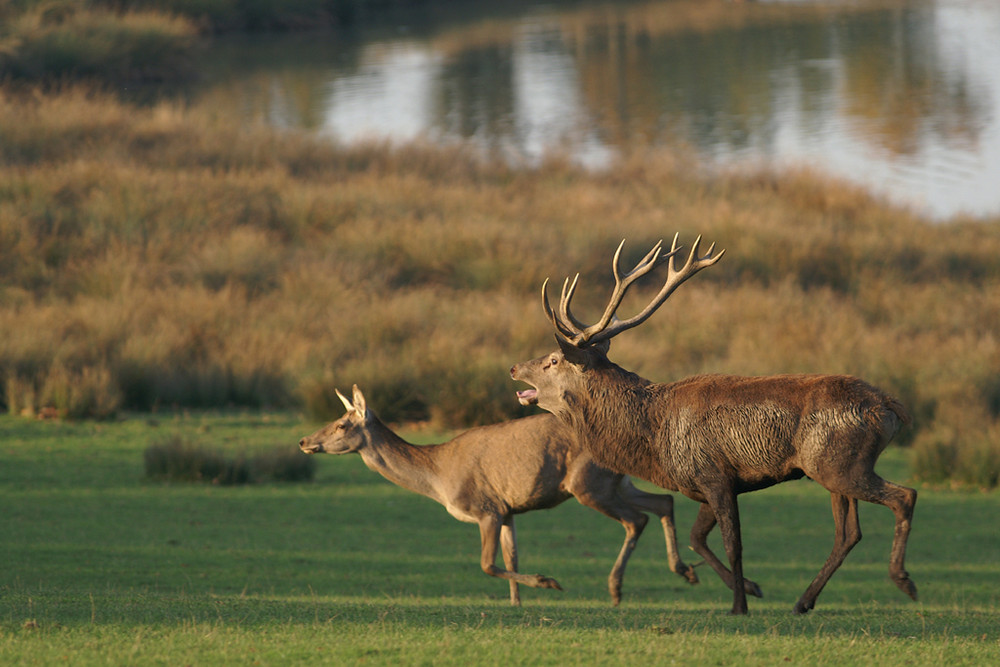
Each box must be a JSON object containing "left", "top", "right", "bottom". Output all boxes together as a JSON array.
[{"left": 543, "top": 234, "right": 724, "bottom": 347}]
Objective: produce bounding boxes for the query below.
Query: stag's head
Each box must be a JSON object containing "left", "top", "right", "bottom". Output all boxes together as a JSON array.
[
  {"left": 299, "top": 384, "right": 372, "bottom": 455},
  {"left": 511, "top": 234, "right": 724, "bottom": 414}
]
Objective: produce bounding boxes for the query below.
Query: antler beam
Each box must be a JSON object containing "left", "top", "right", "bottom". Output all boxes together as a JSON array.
[{"left": 543, "top": 234, "right": 724, "bottom": 347}]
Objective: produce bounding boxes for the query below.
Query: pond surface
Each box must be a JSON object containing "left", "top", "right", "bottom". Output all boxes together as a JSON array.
[{"left": 189, "top": 0, "right": 1000, "bottom": 221}]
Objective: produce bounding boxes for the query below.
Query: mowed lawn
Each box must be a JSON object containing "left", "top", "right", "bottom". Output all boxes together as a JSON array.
[{"left": 1, "top": 413, "right": 998, "bottom": 665}]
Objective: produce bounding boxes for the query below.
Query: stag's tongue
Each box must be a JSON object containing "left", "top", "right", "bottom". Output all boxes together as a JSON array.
[{"left": 516, "top": 389, "right": 538, "bottom": 406}]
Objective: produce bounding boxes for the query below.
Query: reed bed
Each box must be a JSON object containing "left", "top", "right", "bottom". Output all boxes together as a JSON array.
[
  {"left": 0, "top": 3, "right": 200, "bottom": 81},
  {"left": 1, "top": 85, "right": 999, "bottom": 487}
]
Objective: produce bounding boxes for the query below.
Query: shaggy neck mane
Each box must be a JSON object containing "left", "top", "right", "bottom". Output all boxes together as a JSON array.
[{"left": 560, "top": 362, "right": 677, "bottom": 490}]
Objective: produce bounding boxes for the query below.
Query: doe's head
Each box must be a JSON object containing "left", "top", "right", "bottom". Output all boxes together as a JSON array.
[{"left": 298, "top": 384, "right": 371, "bottom": 455}]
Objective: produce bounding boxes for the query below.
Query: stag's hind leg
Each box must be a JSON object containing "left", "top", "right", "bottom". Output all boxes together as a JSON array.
[
  {"left": 874, "top": 479, "right": 918, "bottom": 601},
  {"left": 813, "top": 472, "right": 918, "bottom": 610},
  {"left": 793, "top": 493, "right": 861, "bottom": 614}
]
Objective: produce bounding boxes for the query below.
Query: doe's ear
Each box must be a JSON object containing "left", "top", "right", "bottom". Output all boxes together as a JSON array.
[
  {"left": 351, "top": 384, "right": 367, "bottom": 416},
  {"left": 336, "top": 387, "right": 354, "bottom": 413}
]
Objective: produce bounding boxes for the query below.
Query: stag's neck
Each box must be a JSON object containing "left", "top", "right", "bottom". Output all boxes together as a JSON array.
[
  {"left": 357, "top": 421, "right": 443, "bottom": 502},
  {"left": 564, "top": 371, "right": 679, "bottom": 491}
]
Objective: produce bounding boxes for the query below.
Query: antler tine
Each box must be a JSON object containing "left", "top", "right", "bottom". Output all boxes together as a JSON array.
[
  {"left": 559, "top": 273, "right": 590, "bottom": 332},
  {"left": 565, "top": 239, "right": 668, "bottom": 342},
  {"left": 589, "top": 234, "right": 725, "bottom": 345},
  {"left": 555, "top": 241, "right": 637, "bottom": 344},
  {"left": 549, "top": 239, "right": 663, "bottom": 345},
  {"left": 542, "top": 277, "right": 583, "bottom": 341},
  {"left": 621, "top": 239, "right": 665, "bottom": 279},
  {"left": 667, "top": 231, "right": 683, "bottom": 273},
  {"left": 540, "top": 236, "right": 714, "bottom": 347}
]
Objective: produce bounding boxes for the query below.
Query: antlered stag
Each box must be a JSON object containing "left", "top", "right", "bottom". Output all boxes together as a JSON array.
[
  {"left": 299, "top": 384, "right": 699, "bottom": 606},
  {"left": 510, "top": 236, "right": 917, "bottom": 614}
]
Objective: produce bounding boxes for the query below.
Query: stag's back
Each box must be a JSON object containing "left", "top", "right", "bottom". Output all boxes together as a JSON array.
[{"left": 643, "top": 374, "right": 909, "bottom": 495}]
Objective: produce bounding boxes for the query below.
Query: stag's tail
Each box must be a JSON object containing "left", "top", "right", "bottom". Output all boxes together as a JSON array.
[
  {"left": 875, "top": 395, "right": 912, "bottom": 449},
  {"left": 885, "top": 396, "right": 912, "bottom": 427}
]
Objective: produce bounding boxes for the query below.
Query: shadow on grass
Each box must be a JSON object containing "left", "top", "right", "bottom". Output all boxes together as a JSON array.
[{"left": 5, "top": 588, "right": 995, "bottom": 641}]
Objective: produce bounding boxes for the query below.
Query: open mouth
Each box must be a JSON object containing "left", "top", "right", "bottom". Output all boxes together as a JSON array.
[{"left": 516, "top": 388, "right": 538, "bottom": 406}]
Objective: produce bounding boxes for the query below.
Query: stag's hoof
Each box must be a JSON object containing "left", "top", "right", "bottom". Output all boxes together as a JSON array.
[
  {"left": 792, "top": 599, "right": 814, "bottom": 615},
  {"left": 681, "top": 565, "right": 700, "bottom": 585},
  {"left": 536, "top": 575, "right": 562, "bottom": 591},
  {"left": 893, "top": 573, "right": 918, "bottom": 601},
  {"left": 745, "top": 579, "right": 763, "bottom": 598}
]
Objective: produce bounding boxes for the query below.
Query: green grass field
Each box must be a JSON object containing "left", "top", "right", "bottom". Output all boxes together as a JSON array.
[{"left": 1, "top": 413, "right": 997, "bottom": 665}]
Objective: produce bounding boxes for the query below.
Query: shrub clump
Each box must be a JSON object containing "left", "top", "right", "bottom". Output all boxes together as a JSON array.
[
  {"left": 4, "top": 365, "right": 122, "bottom": 420},
  {"left": 912, "top": 424, "right": 1000, "bottom": 491},
  {"left": 0, "top": 5, "right": 200, "bottom": 81},
  {"left": 144, "top": 435, "right": 315, "bottom": 484}
]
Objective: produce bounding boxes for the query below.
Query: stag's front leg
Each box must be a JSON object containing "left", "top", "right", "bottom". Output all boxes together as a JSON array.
[
  {"left": 703, "top": 490, "right": 748, "bottom": 615},
  {"left": 690, "top": 502, "right": 762, "bottom": 598}
]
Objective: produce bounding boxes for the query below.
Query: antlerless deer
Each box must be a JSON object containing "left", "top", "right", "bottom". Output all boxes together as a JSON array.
[
  {"left": 299, "top": 385, "right": 699, "bottom": 606},
  {"left": 511, "top": 235, "right": 917, "bottom": 615}
]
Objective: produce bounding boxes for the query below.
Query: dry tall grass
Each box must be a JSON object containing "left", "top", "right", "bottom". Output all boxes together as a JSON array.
[
  {"left": 0, "top": 3, "right": 199, "bottom": 81},
  {"left": 1, "top": 85, "right": 999, "bottom": 487}
]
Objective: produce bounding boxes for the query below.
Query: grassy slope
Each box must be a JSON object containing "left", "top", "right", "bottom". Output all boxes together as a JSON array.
[
  {"left": 3, "top": 85, "right": 1000, "bottom": 485},
  {"left": 1, "top": 414, "right": 998, "bottom": 665}
]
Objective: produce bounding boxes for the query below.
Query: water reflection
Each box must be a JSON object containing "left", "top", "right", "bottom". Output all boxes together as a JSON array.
[
  {"left": 193, "top": 0, "right": 1000, "bottom": 220},
  {"left": 323, "top": 43, "right": 443, "bottom": 142}
]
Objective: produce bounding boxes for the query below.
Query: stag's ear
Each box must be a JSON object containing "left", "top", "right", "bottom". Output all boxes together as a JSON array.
[
  {"left": 555, "top": 335, "right": 590, "bottom": 365},
  {"left": 555, "top": 334, "right": 611, "bottom": 366},
  {"left": 351, "top": 384, "right": 368, "bottom": 417}
]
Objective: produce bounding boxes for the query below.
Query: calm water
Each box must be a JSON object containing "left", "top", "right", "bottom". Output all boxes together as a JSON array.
[{"left": 191, "top": 0, "right": 1000, "bottom": 220}]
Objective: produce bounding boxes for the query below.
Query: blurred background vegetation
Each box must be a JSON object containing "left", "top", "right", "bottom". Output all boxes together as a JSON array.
[{"left": 1, "top": 0, "right": 999, "bottom": 490}]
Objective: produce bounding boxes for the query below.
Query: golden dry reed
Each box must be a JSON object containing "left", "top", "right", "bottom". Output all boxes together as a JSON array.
[{"left": 1, "top": 85, "right": 999, "bottom": 487}]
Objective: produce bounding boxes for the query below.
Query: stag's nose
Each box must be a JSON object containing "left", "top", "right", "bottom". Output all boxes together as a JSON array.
[{"left": 509, "top": 364, "right": 517, "bottom": 378}]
